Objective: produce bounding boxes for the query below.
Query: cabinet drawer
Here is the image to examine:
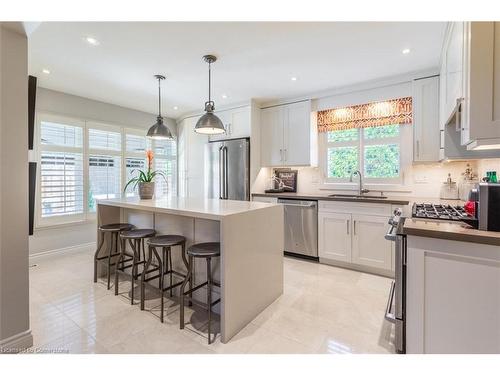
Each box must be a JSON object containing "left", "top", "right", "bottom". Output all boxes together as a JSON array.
[{"left": 319, "top": 200, "right": 392, "bottom": 216}]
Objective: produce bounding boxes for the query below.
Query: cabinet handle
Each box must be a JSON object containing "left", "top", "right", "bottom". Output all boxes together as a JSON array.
[
  {"left": 416, "top": 140, "right": 420, "bottom": 157},
  {"left": 353, "top": 220, "right": 356, "bottom": 235},
  {"left": 284, "top": 149, "right": 287, "bottom": 161},
  {"left": 455, "top": 98, "right": 463, "bottom": 132},
  {"left": 279, "top": 149, "right": 283, "bottom": 161},
  {"left": 346, "top": 220, "right": 349, "bottom": 235}
]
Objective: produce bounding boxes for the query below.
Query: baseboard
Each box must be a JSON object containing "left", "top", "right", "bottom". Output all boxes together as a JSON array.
[
  {"left": 0, "top": 329, "right": 33, "bottom": 353},
  {"left": 319, "top": 257, "right": 395, "bottom": 278},
  {"left": 29, "top": 242, "right": 96, "bottom": 260}
]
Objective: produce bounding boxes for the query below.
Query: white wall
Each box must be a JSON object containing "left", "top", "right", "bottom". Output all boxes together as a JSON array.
[
  {"left": 29, "top": 88, "right": 177, "bottom": 256},
  {"left": 0, "top": 23, "right": 32, "bottom": 351}
]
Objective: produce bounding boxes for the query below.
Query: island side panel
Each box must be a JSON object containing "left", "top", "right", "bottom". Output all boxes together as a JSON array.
[{"left": 220, "top": 204, "right": 284, "bottom": 343}]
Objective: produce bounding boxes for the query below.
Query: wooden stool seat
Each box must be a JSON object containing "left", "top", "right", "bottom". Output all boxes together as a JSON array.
[
  {"left": 99, "top": 223, "right": 133, "bottom": 232},
  {"left": 147, "top": 235, "right": 186, "bottom": 247},
  {"left": 187, "top": 242, "right": 220, "bottom": 258},
  {"left": 120, "top": 229, "right": 156, "bottom": 239}
]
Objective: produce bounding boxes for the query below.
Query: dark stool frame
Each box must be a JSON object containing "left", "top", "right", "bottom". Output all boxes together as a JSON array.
[
  {"left": 140, "top": 237, "right": 190, "bottom": 323},
  {"left": 115, "top": 230, "right": 155, "bottom": 304},
  {"left": 179, "top": 244, "right": 221, "bottom": 344},
  {"left": 93, "top": 224, "right": 133, "bottom": 289}
]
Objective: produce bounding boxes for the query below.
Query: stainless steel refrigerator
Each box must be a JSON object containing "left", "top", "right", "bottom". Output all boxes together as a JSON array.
[{"left": 205, "top": 138, "right": 250, "bottom": 201}]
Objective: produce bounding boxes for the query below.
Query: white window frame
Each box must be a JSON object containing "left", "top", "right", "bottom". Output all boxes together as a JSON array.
[
  {"left": 319, "top": 125, "right": 404, "bottom": 186},
  {"left": 35, "top": 112, "right": 177, "bottom": 229}
]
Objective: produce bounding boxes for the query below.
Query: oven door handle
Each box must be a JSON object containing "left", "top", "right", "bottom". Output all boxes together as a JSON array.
[
  {"left": 385, "top": 225, "right": 398, "bottom": 241},
  {"left": 385, "top": 281, "right": 396, "bottom": 323}
]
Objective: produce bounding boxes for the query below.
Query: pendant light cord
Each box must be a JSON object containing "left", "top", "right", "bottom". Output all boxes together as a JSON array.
[
  {"left": 208, "top": 60, "right": 212, "bottom": 103},
  {"left": 158, "top": 77, "right": 162, "bottom": 117}
]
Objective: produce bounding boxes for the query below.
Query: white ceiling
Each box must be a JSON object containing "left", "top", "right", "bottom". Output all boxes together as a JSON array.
[{"left": 29, "top": 22, "right": 447, "bottom": 119}]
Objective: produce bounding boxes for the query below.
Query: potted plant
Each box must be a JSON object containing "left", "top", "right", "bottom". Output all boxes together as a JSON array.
[{"left": 124, "top": 150, "right": 167, "bottom": 199}]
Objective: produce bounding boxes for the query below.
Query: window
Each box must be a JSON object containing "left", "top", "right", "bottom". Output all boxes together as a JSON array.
[
  {"left": 88, "top": 125, "right": 122, "bottom": 211},
  {"left": 36, "top": 114, "right": 177, "bottom": 227},
  {"left": 325, "top": 124, "right": 401, "bottom": 183},
  {"left": 39, "top": 117, "right": 85, "bottom": 223}
]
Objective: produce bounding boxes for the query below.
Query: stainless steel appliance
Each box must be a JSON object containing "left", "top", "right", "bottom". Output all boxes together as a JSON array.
[
  {"left": 277, "top": 198, "right": 318, "bottom": 259},
  {"left": 205, "top": 138, "right": 250, "bottom": 201},
  {"left": 384, "top": 208, "right": 406, "bottom": 354},
  {"left": 478, "top": 182, "right": 500, "bottom": 231}
]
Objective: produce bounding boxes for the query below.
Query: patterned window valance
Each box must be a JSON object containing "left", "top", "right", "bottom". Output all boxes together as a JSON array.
[{"left": 317, "top": 97, "right": 413, "bottom": 133}]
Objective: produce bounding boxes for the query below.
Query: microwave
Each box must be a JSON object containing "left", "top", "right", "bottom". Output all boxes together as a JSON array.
[{"left": 478, "top": 183, "right": 500, "bottom": 231}]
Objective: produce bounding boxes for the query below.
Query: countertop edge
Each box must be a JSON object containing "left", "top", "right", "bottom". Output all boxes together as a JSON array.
[{"left": 251, "top": 192, "right": 410, "bottom": 205}]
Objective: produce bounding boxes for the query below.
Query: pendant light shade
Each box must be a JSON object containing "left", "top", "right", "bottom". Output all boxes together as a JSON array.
[
  {"left": 194, "top": 55, "right": 226, "bottom": 135},
  {"left": 147, "top": 75, "right": 173, "bottom": 140}
]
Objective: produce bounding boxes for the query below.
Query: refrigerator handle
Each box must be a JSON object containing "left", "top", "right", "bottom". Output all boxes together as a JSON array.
[
  {"left": 224, "top": 146, "right": 229, "bottom": 199},
  {"left": 219, "top": 146, "right": 224, "bottom": 199}
]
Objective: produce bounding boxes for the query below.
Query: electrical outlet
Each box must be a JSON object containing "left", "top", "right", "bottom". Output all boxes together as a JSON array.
[{"left": 414, "top": 174, "right": 428, "bottom": 184}]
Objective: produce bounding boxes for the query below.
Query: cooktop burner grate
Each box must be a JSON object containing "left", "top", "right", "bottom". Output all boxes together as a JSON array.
[{"left": 412, "top": 203, "right": 472, "bottom": 221}]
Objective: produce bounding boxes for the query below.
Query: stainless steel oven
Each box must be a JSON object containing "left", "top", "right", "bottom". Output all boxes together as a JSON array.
[
  {"left": 277, "top": 198, "right": 318, "bottom": 259},
  {"left": 384, "top": 208, "right": 406, "bottom": 354}
]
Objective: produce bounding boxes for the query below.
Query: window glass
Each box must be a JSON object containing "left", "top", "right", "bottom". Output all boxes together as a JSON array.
[
  {"left": 364, "top": 124, "right": 399, "bottom": 140},
  {"left": 88, "top": 155, "right": 121, "bottom": 211},
  {"left": 327, "top": 146, "right": 359, "bottom": 178},
  {"left": 327, "top": 128, "right": 358, "bottom": 143},
  {"left": 41, "top": 121, "right": 83, "bottom": 147},
  {"left": 88, "top": 128, "right": 121, "bottom": 151},
  {"left": 40, "top": 151, "right": 84, "bottom": 217},
  {"left": 364, "top": 144, "right": 400, "bottom": 178},
  {"left": 125, "top": 157, "right": 146, "bottom": 197}
]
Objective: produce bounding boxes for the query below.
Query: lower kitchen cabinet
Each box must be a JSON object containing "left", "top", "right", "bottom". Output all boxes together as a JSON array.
[
  {"left": 318, "top": 201, "right": 396, "bottom": 275},
  {"left": 351, "top": 214, "right": 392, "bottom": 270},
  {"left": 318, "top": 212, "right": 351, "bottom": 263}
]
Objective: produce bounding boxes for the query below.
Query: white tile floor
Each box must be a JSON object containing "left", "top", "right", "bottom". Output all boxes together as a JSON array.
[{"left": 27, "top": 248, "right": 395, "bottom": 354}]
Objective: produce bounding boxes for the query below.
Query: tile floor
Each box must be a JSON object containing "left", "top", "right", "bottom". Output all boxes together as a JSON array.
[{"left": 27, "top": 248, "right": 395, "bottom": 354}]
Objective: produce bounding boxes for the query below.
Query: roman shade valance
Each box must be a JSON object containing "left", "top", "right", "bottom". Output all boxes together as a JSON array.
[{"left": 317, "top": 97, "right": 413, "bottom": 133}]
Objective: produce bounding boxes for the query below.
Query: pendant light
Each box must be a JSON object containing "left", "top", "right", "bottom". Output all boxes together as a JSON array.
[
  {"left": 194, "top": 55, "right": 226, "bottom": 135},
  {"left": 147, "top": 74, "right": 173, "bottom": 139}
]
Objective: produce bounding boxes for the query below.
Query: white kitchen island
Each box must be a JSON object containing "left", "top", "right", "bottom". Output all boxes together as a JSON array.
[{"left": 96, "top": 196, "right": 284, "bottom": 343}]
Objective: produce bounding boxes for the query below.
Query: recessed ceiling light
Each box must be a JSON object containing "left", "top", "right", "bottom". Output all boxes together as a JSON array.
[
  {"left": 173, "top": 106, "right": 178, "bottom": 110},
  {"left": 402, "top": 48, "right": 411, "bottom": 55},
  {"left": 42, "top": 68, "right": 50, "bottom": 75},
  {"left": 291, "top": 77, "right": 297, "bottom": 81},
  {"left": 221, "top": 94, "right": 228, "bottom": 99},
  {"left": 85, "top": 36, "right": 100, "bottom": 46}
]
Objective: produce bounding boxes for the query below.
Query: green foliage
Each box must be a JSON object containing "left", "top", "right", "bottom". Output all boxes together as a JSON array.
[
  {"left": 364, "top": 124, "right": 399, "bottom": 140},
  {"left": 327, "top": 125, "right": 400, "bottom": 180},
  {"left": 328, "top": 146, "right": 358, "bottom": 178},
  {"left": 124, "top": 168, "right": 168, "bottom": 192},
  {"left": 364, "top": 144, "right": 399, "bottom": 178}
]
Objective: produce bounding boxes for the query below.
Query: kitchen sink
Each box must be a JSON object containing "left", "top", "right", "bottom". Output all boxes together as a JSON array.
[{"left": 328, "top": 194, "right": 388, "bottom": 199}]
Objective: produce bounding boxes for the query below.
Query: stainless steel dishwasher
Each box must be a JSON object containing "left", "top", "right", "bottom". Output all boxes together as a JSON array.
[{"left": 277, "top": 198, "right": 318, "bottom": 259}]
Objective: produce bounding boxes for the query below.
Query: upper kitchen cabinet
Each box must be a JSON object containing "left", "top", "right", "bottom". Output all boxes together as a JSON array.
[
  {"left": 440, "top": 22, "right": 464, "bottom": 129},
  {"left": 260, "top": 100, "right": 313, "bottom": 167},
  {"left": 440, "top": 22, "right": 500, "bottom": 152},
  {"left": 209, "top": 105, "right": 251, "bottom": 142},
  {"left": 412, "top": 76, "right": 440, "bottom": 162}
]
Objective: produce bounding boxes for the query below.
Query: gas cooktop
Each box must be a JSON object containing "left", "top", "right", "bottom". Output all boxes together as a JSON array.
[{"left": 412, "top": 203, "right": 473, "bottom": 221}]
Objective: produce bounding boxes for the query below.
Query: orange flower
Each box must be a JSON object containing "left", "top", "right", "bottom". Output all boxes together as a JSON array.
[{"left": 146, "top": 150, "right": 154, "bottom": 170}]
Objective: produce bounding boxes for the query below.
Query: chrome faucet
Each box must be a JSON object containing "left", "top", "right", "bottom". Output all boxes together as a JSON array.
[{"left": 350, "top": 170, "right": 369, "bottom": 196}]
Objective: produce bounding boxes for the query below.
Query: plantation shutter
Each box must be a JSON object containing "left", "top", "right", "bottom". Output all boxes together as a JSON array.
[
  {"left": 88, "top": 126, "right": 122, "bottom": 211},
  {"left": 154, "top": 138, "right": 177, "bottom": 197},
  {"left": 39, "top": 120, "right": 84, "bottom": 219}
]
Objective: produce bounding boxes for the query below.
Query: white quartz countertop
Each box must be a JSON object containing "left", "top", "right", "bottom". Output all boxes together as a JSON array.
[{"left": 97, "top": 197, "right": 279, "bottom": 220}]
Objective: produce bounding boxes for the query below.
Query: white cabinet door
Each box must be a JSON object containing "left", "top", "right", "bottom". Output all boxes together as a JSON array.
[
  {"left": 177, "top": 116, "right": 207, "bottom": 198},
  {"left": 283, "top": 101, "right": 311, "bottom": 166},
  {"left": 413, "top": 76, "right": 440, "bottom": 162},
  {"left": 351, "top": 214, "right": 392, "bottom": 270},
  {"left": 318, "top": 212, "right": 351, "bottom": 263},
  {"left": 210, "top": 106, "right": 251, "bottom": 141},
  {"left": 260, "top": 106, "right": 284, "bottom": 167},
  {"left": 443, "top": 22, "right": 464, "bottom": 124}
]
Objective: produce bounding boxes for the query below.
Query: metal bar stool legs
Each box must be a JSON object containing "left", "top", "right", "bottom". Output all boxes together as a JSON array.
[{"left": 179, "top": 242, "right": 221, "bottom": 344}]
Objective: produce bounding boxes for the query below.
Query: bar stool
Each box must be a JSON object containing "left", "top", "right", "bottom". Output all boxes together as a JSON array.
[
  {"left": 115, "top": 228, "right": 156, "bottom": 304},
  {"left": 94, "top": 223, "right": 134, "bottom": 289},
  {"left": 179, "top": 242, "right": 221, "bottom": 344},
  {"left": 140, "top": 235, "right": 188, "bottom": 323}
]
